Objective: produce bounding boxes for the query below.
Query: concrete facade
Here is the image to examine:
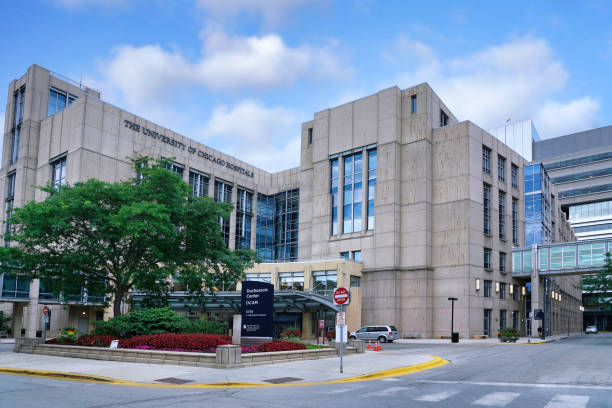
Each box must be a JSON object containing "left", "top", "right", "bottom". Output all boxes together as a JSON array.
[{"left": 1, "top": 64, "right": 582, "bottom": 340}]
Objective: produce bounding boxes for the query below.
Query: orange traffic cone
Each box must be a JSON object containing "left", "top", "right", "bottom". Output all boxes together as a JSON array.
[
  {"left": 367, "top": 339, "right": 372, "bottom": 350},
  {"left": 374, "top": 340, "right": 381, "bottom": 351}
]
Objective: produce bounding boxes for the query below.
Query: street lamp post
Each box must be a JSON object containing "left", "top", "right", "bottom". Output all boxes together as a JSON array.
[{"left": 448, "top": 297, "right": 458, "bottom": 343}]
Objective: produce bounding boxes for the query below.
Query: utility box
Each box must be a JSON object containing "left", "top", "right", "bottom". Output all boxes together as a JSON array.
[{"left": 451, "top": 332, "right": 459, "bottom": 343}]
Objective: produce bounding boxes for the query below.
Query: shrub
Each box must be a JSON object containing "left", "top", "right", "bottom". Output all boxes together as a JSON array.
[
  {"left": 94, "top": 307, "right": 190, "bottom": 338},
  {"left": 498, "top": 328, "right": 520, "bottom": 338},
  {"left": 120, "top": 333, "right": 231, "bottom": 352},
  {"left": 0, "top": 311, "right": 11, "bottom": 332},
  {"left": 256, "top": 341, "right": 307, "bottom": 352},
  {"left": 46, "top": 334, "right": 117, "bottom": 347},
  {"left": 58, "top": 327, "right": 78, "bottom": 343},
  {"left": 184, "top": 317, "right": 226, "bottom": 335},
  {"left": 280, "top": 328, "right": 301, "bottom": 339},
  {"left": 326, "top": 330, "right": 335, "bottom": 341}
]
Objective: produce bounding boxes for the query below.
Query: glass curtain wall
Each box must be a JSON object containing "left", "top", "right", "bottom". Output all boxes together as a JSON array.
[{"left": 235, "top": 188, "right": 253, "bottom": 249}]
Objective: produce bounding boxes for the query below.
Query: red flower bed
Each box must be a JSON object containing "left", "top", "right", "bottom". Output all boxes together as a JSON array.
[
  {"left": 120, "top": 333, "right": 232, "bottom": 352},
  {"left": 256, "top": 341, "right": 307, "bottom": 352},
  {"left": 46, "top": 334, "right": 117, "bottom": 347}
]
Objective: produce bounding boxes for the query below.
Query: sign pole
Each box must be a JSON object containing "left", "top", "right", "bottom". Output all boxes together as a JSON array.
[{"left": 340, "top": 304, "right": 344, "bottom": 374}]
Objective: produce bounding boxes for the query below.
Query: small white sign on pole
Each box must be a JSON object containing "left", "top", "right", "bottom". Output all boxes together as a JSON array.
[
  {"left": 109, "top": 340, "right": 119, "bottom": 349},
  {"left": 335, "top": 324, "right": 347, "bottom": 343},
  {"left": 336, "top": 312, "right": 345, "bottom": 326}
]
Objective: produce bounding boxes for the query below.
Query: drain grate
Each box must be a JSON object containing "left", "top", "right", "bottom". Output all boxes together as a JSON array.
[
  {"left": 155, "top": 377, "right": 193, "bottom": 384},
  {"left": 262, "top": 377, "right": 303, "bottom": 384}
]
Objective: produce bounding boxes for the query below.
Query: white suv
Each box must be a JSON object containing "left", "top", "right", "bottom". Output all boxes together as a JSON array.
[
  {"left": 349, "top": 325, "right": 399, "bottom": 342},
  {"left": 585, "top": 325, "right": 598, "bottom": 334}
]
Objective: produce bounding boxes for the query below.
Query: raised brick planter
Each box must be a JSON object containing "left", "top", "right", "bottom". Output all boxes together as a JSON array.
[{"left": 15, "top": 341, "right": 356, "bottom": 368}]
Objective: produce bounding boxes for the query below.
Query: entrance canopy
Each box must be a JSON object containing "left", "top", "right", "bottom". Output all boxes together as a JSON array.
[{"left": 131, "top": 290, "right": 340, "bottom": 313}]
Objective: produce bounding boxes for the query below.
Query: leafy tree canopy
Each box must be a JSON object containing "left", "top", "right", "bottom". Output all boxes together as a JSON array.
[
  {"left": 0, "top": 158, "right": 256, "bottom": 316},
  {"left": 579, "top": 252, "right": 612, "bottom": 310}
]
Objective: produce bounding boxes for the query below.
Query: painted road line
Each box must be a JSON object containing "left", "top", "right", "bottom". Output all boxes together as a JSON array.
[
  {"left": 361, "top": 386, "right": 411, "bottom": 397},
  {"left": 544, "top": 395, "right": 589, "bottom": 408},
  {"left": 419, "top": 380, "right": 612, "bottom": 391},
  {"left": 0, "top": 355, "right": 449, "bottom": 389},
  {"left": 380, "top": 378, "right": 401, "bottom": 382},
  {"left": 325, "top": 386, "right": 359, "bottom": 394},
  {"left": 414, "top": 390, "right": 460, "bottom": 402},
  {"left": 472, "top": 392, "right": 520, "bottom": 406}
]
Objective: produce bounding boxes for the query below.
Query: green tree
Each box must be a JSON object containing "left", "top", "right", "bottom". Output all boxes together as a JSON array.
[
  {"left": 580, "top": 252, "right": 612, "bottom": 312},
  {"left": 0, "top": 158, "right": 255, "bottom": 316},
  {"left": 0, "top": 311, "right": 11, "bottom": 332}
]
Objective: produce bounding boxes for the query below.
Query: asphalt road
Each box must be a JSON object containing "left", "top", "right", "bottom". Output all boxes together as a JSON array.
[{"left": 1, "top": 334, "right": 611, "bottom": 408}]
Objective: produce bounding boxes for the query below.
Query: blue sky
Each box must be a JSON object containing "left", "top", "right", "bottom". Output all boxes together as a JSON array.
[{"left": 1, "top": 0, "right": 611, "bottom": 172}]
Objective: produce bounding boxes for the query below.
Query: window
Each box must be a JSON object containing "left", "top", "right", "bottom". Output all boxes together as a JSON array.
[
  {"left": 367, "top": 149, "right": 377, "bottom": 230},
  {"left": 484, "top": 280, "right": 492, "bottom": 297},
  {"left": 482, "top": 145, "right": 491, "bottom": 174},
  {"left": 484, "top": 248, "right": 492, "bottom": 269},
  {"left": 512, "top": 310, "right": 519, "bottom": 328},
  {"left": 512, "top": 198, "right": 518, "bottom": 244},
  {"left": 340, "top": 251, "right": 349, "bottom": 259},
  {"left": 279, "top": 272, "right": 304, "bottom": 291},
  {"left": 5, "top": 172, "right": 16, "bottom": 245},
  {"left": 48, "top": 87, "right": 76, "bottom": 116},
  {"left": 244, "top": 273, "right": 271, "bottom": 283},
  {"left": 10, "top": 86, "right": 25, "bottom": 165},
  {"left": 51, "top": 156, "right": 66, "bottom": 188},
  {"left": 255, "top": 189, "right": 299, "bottom": 262},
  {"left": 189, "top": 170, "right": 209, "bottom": 197},
  {"left": 343, "top": 152, "right": 363, "bottom": 233},
  {"left": 499, "top": 252, "right": 506, "bottom": 273},
  {"left": 483, "top": 183, "right": 491, "bottom": 235},
  {"left": 308, "top": 128, "right": 313, "bottom": 145},
  {"left": 411, "top": 95, "right": 417, "bottom": 113},
  {"left": 500, "top": 310, "right": 507, "bottom": 330},
  {"left": 440, "top": 110, "right": 449, "bottom": 127},
  {"left": 512, "top": 284, "right": 519, "bottom": 301},
  {"left": 313, "top": 270, "right": 337, "bottom": 297},
  {"left": 161, "top": 159, "right": 184, "bottom": 177},
  {"left": 511, "top": 164, "right": 518, "bottom": 188},
  {"left": 214, "top": 180, "right": 233, "bottom": 246},
  {"left": 331, "top": 159, "right": 339, "bottom": 235},
  {"left": 350, "top": 275, "right": 361, "bottom": 287},
  {"left": 6, "top": 172, "right": 16, "bottom": 200},
  {"left": 352, "top": 250, "right": 362, "bottom": 262},
  {"left": 498, "top": 155, "right": 506, "bottom": 182},
  {"left": 500, "top": 283, "right": 506, "bottom": 299},
  {"left": 499, "top": 191, "right": 506, "bottom": 239},
  {"left": 484, "top": 309, "right": 491, "bottom": 336},
  {"left": 1, "top": 274, "right": 30, "bottom": 299},
  {"left": 235, "top": 188, "right": 253, "bottom": 249}
]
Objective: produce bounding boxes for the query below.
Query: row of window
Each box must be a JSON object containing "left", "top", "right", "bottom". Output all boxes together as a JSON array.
[
  {"left": 480, "top": 279, "right": 519, "bottom": 300},
  {"left": 543, "top": 150, "right": 612, "bottom": 171},
  {"left": 482, "top": 145, "right": 519, "bottom": 188},
  {"left": 568, "top": 199, "right": 612, "bottom": 221},
  {"left": 483, "top": 248, "right": 507, "bottom": 273},
  {"left": 558, "top": 183, "right": 612, "bottom": 199},
  {"left": 331, "top": 148, "right": 376, "bottom": 235},
  {"left": 245, "top": 270, "right": 361, "bottom": 294},
  {"left": 483, "top": 309, "right": 519, "bottom": 335},
  {"left": 483, "top": 183, "right": 519, "bottom": 244},
  {"left": 551, "top": 166, "right": 612, "bottom": 185}
]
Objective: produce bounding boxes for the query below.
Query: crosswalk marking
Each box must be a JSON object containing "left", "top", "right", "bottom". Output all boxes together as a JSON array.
[
  {"left": 472, "top": 392, "right": 520, "bottom": 406},
  {"left": 361, "top": 386, "right": 411, "bottom": 397},
  {"left": 544, "top": 394, "right": 589, "bottom": 408},
  {"left": 414, "top": 390, "right": 460, "bottom": 402}
]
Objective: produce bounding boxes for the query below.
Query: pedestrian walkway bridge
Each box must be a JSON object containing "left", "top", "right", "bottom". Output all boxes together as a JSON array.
[{"left": 512, "top": 238, "right": 611, "bottom": 278}]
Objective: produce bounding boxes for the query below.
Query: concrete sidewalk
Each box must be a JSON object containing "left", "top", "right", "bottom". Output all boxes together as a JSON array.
[
  {"left": 0, "top": 349, "right": 442, "bottom": 386},
  {"left": 396, "top": 332, "right": 584, "bottom": 345}
]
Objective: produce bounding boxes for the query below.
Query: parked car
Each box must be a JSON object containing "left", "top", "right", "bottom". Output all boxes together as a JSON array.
[
  {"left": 349, "top": 325, "right": 399, "bottom": 342},
  {"left": 585, "top": 325, "right": 598, "bottom": 334}
]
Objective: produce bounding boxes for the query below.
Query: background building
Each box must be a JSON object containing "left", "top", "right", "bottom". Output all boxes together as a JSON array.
[{"left": 1, "top": 64, "right": 583, "bottom": 340}]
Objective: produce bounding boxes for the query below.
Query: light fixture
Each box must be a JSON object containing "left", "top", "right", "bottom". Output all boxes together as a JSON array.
[
  {"left": 495, "top": 282, "right": 500, "bottom": 293},
  {"left": 522, "top": 286, "right": 526, "bottom": 296},
  {"left": 559, "top": 294, "right": 562, "bottom": 302},
  {"left": 476, "top": 278, "right": 481, "bottom": 291},
  {"left": 509, "top": 284, "right": 514, "bottom": 295},
  {"left": 551, "top": 290, "right": 555, "bottom": 298}
]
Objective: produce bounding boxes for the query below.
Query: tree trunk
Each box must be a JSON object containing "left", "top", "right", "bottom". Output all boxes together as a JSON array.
[{"left": 113, "top": 288, "right": 125, "bottom": 317}]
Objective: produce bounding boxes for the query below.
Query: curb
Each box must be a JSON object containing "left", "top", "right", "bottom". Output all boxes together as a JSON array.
[{"left": 0, "top": 355, "right": 449, "bottom": 388}]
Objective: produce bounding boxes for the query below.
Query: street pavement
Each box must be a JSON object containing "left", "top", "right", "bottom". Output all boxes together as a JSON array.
[{"left": 1, "top": 333, "right": 611, "bottom": 407}]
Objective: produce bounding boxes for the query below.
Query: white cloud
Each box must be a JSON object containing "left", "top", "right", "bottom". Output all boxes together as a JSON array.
[
  {"left": 196, "top": 0, "right": 320, "bottom": 24},
  {"left": 98, "top": 32, "right": 349, "bottom": 110},
  {"left": 392, "top": 36, "right": 600, "bottom": 138},
  {"left": 198, "top": 100, "right": 302, "bottom": 172}
]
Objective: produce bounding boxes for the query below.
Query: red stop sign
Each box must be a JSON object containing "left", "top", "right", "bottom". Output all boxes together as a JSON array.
[
  {"left": 333, "top": 287, "right": 350, "bottom": 305},
  {"left": 43, "top": 306, "right": 49, "bottom": 316}
]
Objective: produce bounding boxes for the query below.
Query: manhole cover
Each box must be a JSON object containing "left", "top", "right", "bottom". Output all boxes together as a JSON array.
[
  {"left": 263, "top": 377, "right": 303, "bottom": 384},
  {"left": 155, "top": 377, "right": 193, "bottom": 384}
]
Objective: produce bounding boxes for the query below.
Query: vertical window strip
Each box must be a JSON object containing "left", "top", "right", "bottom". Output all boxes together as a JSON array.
[
  {"left": 512, "top": 198, "right": 518, "bottom": 244},
  {"left": 342, "top": 152, "right": 362, "bottom": 233},
  {"left": 235, "top": 188, "right": 253, "bottom": 250},
  {"left": 367, "top": 149, "right": 376, "bottom": 230},
  {"left": 499, "top": 191, "right": 506, "bottom": 239},
  {"left": 483, "top": 183, "right": 491, "bottom": 235},
  {"left": 189, "top": 170, "right": 209, "bottom": 197},
  {"left": 214, "top": 180, "right": 233, "bottom": 246},
  {"left": 482, "top": 146, "right": 491, "bottom": 174},
  {"left": 331, "top": 159, "right": 339, "bottom": 235},
  {"left": 498, "top": 155, "right": 505, "bottom": 182},
  {"left": 51, "top": 157, "right": 67, "bottom": 188}
]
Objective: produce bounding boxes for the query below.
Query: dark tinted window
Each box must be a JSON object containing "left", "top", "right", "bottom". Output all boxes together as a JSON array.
[{"left": 390, "top": 326, "right": 398, "bottom": 331}]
